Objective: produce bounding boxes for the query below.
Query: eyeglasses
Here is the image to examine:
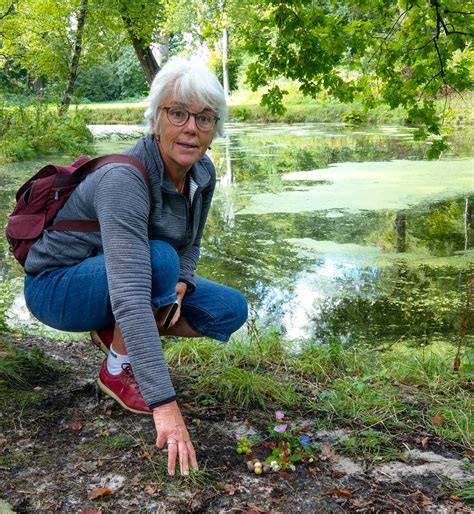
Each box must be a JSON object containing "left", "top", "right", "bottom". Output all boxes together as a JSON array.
[{"left": 159, "top": 106, "right": 219, "bottom": 132}]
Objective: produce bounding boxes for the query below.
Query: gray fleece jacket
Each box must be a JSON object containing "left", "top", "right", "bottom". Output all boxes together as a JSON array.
[{"left": 25, "top": 134, "right": 216, "bottom": 407}]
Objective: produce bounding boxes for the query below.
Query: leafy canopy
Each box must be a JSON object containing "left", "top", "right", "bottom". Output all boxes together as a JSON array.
[{"left": 229, "top": 0, "right": 474, "bottom": 157}]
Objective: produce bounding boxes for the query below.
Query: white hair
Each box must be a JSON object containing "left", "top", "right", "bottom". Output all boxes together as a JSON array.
[{"left": 144, "top": 57, "right": 227, "bottom": 138}]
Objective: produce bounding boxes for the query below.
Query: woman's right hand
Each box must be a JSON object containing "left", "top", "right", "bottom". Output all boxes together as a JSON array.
[{"left": 153, "top": 401, "right": 198, "bottom": 475}]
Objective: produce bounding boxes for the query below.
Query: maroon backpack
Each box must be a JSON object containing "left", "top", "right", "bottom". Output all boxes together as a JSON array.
[{"left": 6, "top": 154, "right": 150, "bottom": 266}]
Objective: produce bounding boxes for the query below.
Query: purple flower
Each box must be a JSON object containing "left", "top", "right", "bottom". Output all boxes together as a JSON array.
[
  {"left": 274, "top": 423, "right": 288, "bottom": 434},
  {"left": 235, "top": 434, "right": 242, "bottom": 441},
  {"left": 299, "top": 435, "right": 310, "bottom": 446},
  {"left": 275, "top": 411, "right": 285, "bottom": 420}
]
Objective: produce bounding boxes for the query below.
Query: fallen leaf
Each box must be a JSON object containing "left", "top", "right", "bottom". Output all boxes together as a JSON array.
[
  {"left": 220, "top": 484, "right": 236, "bottom": 495},
  {"left": 144, "top": 485, "right": 160, "bottom": 495},
  {"left": 331, "top": 470, "right": 347, "bottom": 479},
  {"left": 67, "top": 421, "right": 83, "bottom": 431},
  {"left": 464, "top": 449, "right": 474, "bottom": 459},
  {"left": 320, "top": 442, "right": 339, "bottom": 462},
  {"left": 350, "top": 499, "right": 373, "bottom": 509},
  {"left": 431, "top": 414, "right": 444, "bottom": 426},
  {"left": 448, "top": 494, "right": 461, "bottom": 501},
  {"left": 76, "top": 462, "right": 98, "bottom": 474},
  {"left": 419, "top": 494, "right": 431, "bottom": 507},
  {"left": 325, "top": 488, "right": 353, "bottom": 498},
  {"left": 416, "top": 436, "right": 429, "bottom": 448},
  {"left": 87, "top": 487, "right": 112, "bottom": 500}
]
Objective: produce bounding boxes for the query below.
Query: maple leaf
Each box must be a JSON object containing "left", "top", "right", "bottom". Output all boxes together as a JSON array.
[{"left": 87, "top": 487, "right": 112, "bottom": 500}]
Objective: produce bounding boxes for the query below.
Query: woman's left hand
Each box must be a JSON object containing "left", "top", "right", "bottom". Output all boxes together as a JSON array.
[{"left": 168, "top": 281, "right": 187, "bottom": 327}]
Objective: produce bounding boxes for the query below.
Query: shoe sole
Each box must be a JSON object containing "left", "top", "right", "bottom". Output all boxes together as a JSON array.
[
  {"left": 97, "top": 377, "right": 152, "bottom": 416},
  {"left": 90, "top": 331, "right": 110, "bottom": 356}
]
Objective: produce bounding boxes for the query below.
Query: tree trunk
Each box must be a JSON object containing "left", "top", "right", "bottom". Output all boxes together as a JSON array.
[
  {"left": 395, "top": 211, "right": 407, "bottom": 253},
  {"left": 129, "top": 35, "right": 160, "bottom": 85},
  {"left": 156, "top": 34, "right": 169, "bottom": 68},
  {"left": 60, "top": 0, "right": 88, "bottom": 112},
  {"left": 222, "top": 27, "right": 229, "bottom": 96},
  {"left": 120, "top": 12, "right": 160, "bottom": 85}
]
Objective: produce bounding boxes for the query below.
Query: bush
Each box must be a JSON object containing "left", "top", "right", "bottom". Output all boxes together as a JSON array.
[{"left": 0, "top": 100, "right": 93, "bottom": 162}]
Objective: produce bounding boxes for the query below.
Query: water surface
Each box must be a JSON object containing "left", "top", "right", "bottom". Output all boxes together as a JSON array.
[{"left": 2, "top": 123, "right": 473, "bottom": 346}]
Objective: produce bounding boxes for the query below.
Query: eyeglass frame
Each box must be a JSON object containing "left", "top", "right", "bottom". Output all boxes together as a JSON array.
[{"left": 158, "top": 105, "right": 220, "bottom": 132}]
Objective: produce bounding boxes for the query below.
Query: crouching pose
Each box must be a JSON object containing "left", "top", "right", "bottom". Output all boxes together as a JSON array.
[{"left": 23, "top": 57, "right": 248, "bottom": 475}]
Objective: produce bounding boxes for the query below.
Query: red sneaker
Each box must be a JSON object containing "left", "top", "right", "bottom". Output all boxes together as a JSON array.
[
  {"left": 90, "top": 327, "right": 113, "bottom": 355},
  {"left": 97, "top": 360, "right": 152, "bottom": 415}
]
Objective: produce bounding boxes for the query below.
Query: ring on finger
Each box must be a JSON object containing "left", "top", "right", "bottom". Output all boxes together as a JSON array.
[{"left": 167, "top": 438, "right": 178, "bottom": 445}]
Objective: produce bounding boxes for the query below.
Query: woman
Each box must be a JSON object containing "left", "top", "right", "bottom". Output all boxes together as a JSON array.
[{"left": 23, "top": 58, "right": 248, "bottom": 476}]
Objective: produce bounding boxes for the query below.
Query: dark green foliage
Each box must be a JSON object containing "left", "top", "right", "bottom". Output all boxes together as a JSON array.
[
  {"left": 0, "top": 100, "right": 93, "bottom": 162},
  {"left": 233, "top": 0, "right": 474, "bottom": 157},
  {"left": 75, "top": 47, "right": 148, "bottom": 102}
]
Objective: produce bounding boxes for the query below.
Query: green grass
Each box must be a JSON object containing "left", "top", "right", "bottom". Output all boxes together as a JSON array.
[
  {"left": 0, "top": 338, "right": 68, "bottom": 390},
  {"left": 197, "top": 365, "right": 302, "bottom": 409},
  {"left": 337, "top": 429, "right": 400, "bottom": 464},
  {"left": 102, "top": 433, "right": 137, "bottom": 450},
  {"left": 165, "top": 332, "right": 472, "bottom": 450}
]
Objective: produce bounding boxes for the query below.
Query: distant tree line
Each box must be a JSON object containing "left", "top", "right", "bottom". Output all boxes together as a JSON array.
[{"left": 1, "top": 0, "right": 472, "bottom": 153}]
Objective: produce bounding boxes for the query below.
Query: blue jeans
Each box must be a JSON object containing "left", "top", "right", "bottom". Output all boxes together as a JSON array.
[{"left": 24, "top": 240, "right": 248, "bottom": 342}]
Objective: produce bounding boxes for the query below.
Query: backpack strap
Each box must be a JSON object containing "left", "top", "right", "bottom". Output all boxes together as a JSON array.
[{"left": 48, "top": 155, "right": 152, "bottom": 233}]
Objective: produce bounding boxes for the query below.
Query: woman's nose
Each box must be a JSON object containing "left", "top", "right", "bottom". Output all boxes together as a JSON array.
[{"left": 183, "top": 114, "right": 198, "bottom": 132}]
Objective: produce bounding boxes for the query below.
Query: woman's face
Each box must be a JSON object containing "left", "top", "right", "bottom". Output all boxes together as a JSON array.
[{"left": 155, "top": 99, "right": 215, "bottom": 176}]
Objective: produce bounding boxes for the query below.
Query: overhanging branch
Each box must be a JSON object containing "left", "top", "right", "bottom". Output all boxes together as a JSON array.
[{"left": 0, "top": 1, "right": 16, "bottom": 20}]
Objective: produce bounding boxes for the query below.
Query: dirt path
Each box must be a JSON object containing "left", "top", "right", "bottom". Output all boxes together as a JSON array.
[{"left": 1, "top": 335, "right": 472, "bottom": 513}]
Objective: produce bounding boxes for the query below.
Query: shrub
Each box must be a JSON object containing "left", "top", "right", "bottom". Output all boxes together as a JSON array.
[{"left": 0, "top": 100, "right": 93, "bottom": 162}]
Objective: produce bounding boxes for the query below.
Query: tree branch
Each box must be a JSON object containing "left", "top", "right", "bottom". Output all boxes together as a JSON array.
[
  {"left": 420, "top": 71, "right": 441, "bottom": 97},
  {"left": 433, "top": 37, "right": 447, "bottom": 85},
  {"left": 369, "top": 7, "right": 412, "bottom": 64},
  {"left": 444, "top": 9, "right": 474, "bottom": 15},
  {"left": 445, "top": 30, "right": 474, "bottom": 37},
  {"left": 0, "top": 1, "right": 16, "bottom": 20},
  {"left": 411, "top": 38, "right": 434, "bottom": 51}
]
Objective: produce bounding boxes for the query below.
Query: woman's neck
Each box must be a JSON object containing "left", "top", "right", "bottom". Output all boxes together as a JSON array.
[{"left": 155, "top": 137, "right": 190, "bottom": 193}]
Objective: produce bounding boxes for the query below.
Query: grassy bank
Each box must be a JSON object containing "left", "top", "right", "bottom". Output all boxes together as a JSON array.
[
  {"left": 78, "top": 88, "right": 474, "bottom": 126},
  {"left": 2, "top": 330, "right": 471, "bottom": 453},
  {"left": 1, "top": 89, "right": 472, "bottom": 163}
]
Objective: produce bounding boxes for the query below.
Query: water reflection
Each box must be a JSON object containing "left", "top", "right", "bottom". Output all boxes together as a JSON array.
[{"left": 1, "top": 123, "right": 473, "bottom": 346}]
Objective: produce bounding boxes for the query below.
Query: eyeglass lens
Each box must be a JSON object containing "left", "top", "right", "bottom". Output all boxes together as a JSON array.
[{"left": 166, "top": 107, "right": 216, "bottom": 131}]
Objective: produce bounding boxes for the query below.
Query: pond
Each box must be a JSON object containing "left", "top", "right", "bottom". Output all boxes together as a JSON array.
[{"left": 1, "top": 122, "right": 473, "bottom": 347}]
